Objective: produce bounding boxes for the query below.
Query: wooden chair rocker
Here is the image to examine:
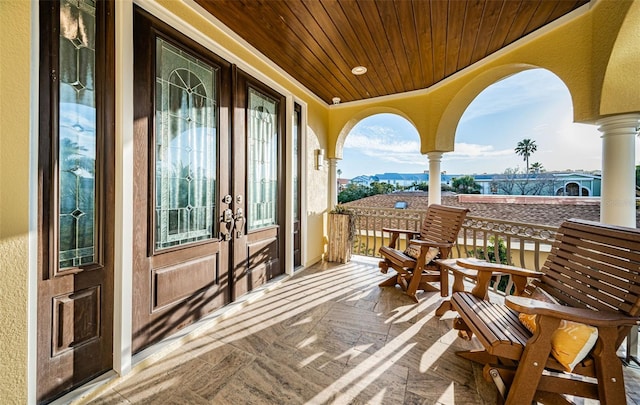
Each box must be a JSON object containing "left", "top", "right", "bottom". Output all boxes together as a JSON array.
[
  {"left": 378, "top": 204, "right": 469, "bottom": 302},
  {"left": 450, "top": 219, "right": 640, "bottom": 405}
]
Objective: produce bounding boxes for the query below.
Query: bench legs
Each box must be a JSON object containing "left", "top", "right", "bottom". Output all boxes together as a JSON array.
[{"left": 593, "top": 326, "right": 628, "bottom": 405}]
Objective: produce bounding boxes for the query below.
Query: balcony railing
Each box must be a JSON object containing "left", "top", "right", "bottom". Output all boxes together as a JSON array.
[{"left": 350, "top": 206, "right": 558, "bottom": 271}]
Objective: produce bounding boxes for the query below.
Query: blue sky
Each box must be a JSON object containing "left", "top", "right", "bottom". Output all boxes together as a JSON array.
[{"left": 337, "top": 69, "right": 640, "bottom": 179}]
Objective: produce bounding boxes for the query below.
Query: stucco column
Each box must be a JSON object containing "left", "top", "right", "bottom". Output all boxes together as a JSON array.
[
  {"left": 597, "top": 113, "right": 639, "bottom": 227},
  {"left": 427, "top": 152, "right": 443, "bottom": 205},
  {"left": 328, "top": 158, "right": 338, "bottom": 208}
]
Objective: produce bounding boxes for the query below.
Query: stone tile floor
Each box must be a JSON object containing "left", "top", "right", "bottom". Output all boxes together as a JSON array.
[{"left": 82, "top": 256, "right": 640, "bottom": 404}]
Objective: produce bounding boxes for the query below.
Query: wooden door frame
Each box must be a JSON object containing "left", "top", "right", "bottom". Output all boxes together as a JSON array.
[{"left": 293, "top": 102, "right": 302, "bottom": 268}]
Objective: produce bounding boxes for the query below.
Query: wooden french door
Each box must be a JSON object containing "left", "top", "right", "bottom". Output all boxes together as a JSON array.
[
  {"left": 131, "top": 8, "right": 233, "bottom": 353},
  {"left": 230, "top": 71, "right": 286, "bottom": 299},
  {"left": 37, "top": 0, "right": 114, "bottom": 402},
  {"left": 132, "top": 8, "right": 286, "bottom": 352}
]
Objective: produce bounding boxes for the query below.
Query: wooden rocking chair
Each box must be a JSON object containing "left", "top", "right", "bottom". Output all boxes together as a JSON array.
[
  {"left": 450, "top": 219, "right": 640, "bottom": 404},
  {"left": 378, "top": 204, "right": 469, "bottom": 302}
]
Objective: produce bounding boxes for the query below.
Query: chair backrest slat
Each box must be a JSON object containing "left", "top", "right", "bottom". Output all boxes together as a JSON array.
[
  {"left": 539, "top": 219, "right": 640, "bottom": 317},
  {"left": 420, "top": 204, "right": 469, "bottom": 245}
]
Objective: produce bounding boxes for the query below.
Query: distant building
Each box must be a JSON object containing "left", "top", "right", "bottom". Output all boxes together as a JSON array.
[
  {"left": 337, "top": 178, "right": 349, "bottom": 192},
  {"left": 347, "top": 171, "right": 602, "bottom": 197},
  {"left": 350, "top": 175, "right": 378, "bottom": 186},
  {"left": 374, "top": 172, "right": 429, "bottom": 188}
]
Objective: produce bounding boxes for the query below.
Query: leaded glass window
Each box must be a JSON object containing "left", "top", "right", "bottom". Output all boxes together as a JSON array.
[
  {"left": 247, "top": 88, "right": 278, "bottom": 230},
  {"left": 155, "top": 38, "right": 217, "bottom": 250},
  {"left": 58, "top": 0, "right": 97, "bottom": 268}
]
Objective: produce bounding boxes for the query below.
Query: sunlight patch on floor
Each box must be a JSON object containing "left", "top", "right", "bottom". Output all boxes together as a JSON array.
[
  {"left": 436, "top": 382, "right": 456, "bottom": 403},
  {"left": 420, "top": 330, "right": 458, "bottom": 373}
]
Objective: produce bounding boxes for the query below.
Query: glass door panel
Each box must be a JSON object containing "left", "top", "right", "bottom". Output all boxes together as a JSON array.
[
  {"left": 58, "top": 0, "right": 98, "bottom": 269},
  {"left": 154, "top": 38, "right": 217, "bottom": 250},
  {"left": 247, "top": 88, "right": 278, "bottom": 231}
]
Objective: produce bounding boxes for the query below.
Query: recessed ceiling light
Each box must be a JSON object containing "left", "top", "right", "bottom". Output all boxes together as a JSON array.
[{"left": 351, "top": 66, "right": 367, "bottom": 75}]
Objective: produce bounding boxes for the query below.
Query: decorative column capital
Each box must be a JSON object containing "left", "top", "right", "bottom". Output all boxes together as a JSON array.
[
  {"left": 427, "top": 151, "right": 443, "bottom": 162},
  {"left": 597, "top": 113, "right": 640, "bottom": 137}
]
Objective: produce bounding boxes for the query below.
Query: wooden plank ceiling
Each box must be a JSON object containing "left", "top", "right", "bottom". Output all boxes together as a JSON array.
[{"left": 195, "top": 0, "right": 589, "bottom": 105}]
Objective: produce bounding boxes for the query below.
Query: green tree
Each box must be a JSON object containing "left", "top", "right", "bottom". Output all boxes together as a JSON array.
[
  {"left": 467, "top": 236, "right": 508, "bottom": 264},
  {"left": 451, "top": 175, "right": 481, "bottom": 194},
  {"left": 338, "top": 183, "right": 370, "bottom": 203},
  {"left": 441, "top": 183, "right": 454, "bottom": 192},
  {"left": 337, "top": 181, "right": 395, "bottom": 203},
  {"left": 529, "top": 162, "right": 544, "bottom": 173},
  {"left": 369, "top": 181, "right": 395, "bottom": 195},
  {"left": 411, "top": 181, "right": 428, "bottom": 191},
  {"left": 515, "top": 138, "right": 538, "bottom": 173}
]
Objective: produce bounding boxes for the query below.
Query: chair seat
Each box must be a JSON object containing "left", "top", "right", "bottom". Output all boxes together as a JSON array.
[
  {"left": 452, "top": 292, "right": 531, "bottom": 360},
  {"left": 379, "top": 245, "right": 415, "bottom": 268}
]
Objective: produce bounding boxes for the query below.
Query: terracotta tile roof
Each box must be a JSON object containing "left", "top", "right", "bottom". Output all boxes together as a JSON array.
[{"left": 344, "top": 192, "right": 640, "bottom": 228}]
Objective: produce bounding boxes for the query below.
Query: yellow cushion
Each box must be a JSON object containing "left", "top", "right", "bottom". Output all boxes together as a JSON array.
[
  {"left": 518, "top": 289, "right": 598, "bottom": 372},
  {"left": 550, "top": 320, "right": 598, "bottom": 372},
  {"left": 404, "top": 244, "right": 439, "bottom": 263},
  {"left": 518, "top": 288, "right": 555, "bottom": 332}
]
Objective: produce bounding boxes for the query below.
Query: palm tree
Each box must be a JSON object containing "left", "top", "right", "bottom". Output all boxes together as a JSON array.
[
  {"left": 529, "top": 162, "right": 544, "bottom": 173},
  {"left": 515, "top": 139, "right": 538, "bottom": 173}
]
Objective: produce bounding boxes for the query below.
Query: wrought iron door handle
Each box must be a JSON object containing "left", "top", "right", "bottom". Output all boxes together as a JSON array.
[
  {"left": 233, "top": 208, "right": 244, "bottom": 238},
  {"left": 220, "top": 208, "right": 234, "bottom": 241}
]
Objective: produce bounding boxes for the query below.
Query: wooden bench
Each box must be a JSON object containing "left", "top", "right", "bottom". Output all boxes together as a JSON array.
[{"left": 450, "top": 219, "right": 640, "bottom": 404}]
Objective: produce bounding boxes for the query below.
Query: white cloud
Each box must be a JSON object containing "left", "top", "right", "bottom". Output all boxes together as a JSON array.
[
  {"left": 459, "top": 69, "right": 570, "bottom": 124},
  {"left": 346, "top": 134, "right": 419, "bottom": 153},
  {"left": 448, "top": 143, "right": 513, "bottom": 158}
]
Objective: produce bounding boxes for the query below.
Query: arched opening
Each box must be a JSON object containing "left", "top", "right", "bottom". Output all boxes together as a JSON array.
[
  {"left": 336, "top": 113, "right": 423, "bottom": 201},
  {"left": 445, "top": 68, "right": 600, "bottom": 196},
  {"left": 337, "top": 113, "right": 421, "bottom": 180},
  {"left": 565, "top": 182, "right": 580, "bottom": 196}
]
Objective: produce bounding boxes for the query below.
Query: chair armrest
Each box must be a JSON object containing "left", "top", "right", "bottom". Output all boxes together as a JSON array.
[
  {"left": 454, "top": 258, "right": 543, "bottom": 299},
  {"left": 456, "top": 258, "right": 544, "bottom": 278},
  {"left": 506, "top": 296, "right": 640, "bottom": 327},
  {"left": 381, "top": 227, "right": 419, "bottom": 236},
  {"left": 409, "top": 238, "right": 453, "bottom": 249},
  {"left": 381, "top": 228, "right": 420, "bottom": 249}
]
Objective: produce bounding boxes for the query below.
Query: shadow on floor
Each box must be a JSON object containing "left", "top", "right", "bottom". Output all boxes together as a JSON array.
[{"left": 84, "top": 256, "right": 640, "bottom": 405}]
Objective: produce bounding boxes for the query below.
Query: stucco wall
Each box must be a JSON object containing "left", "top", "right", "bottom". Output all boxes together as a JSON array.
[
  {"left": 600, "top": 0, "right": 640, "bottom": 115},
  {"left": 0, "top": 0, "right": 32, "bottom": 403}
]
